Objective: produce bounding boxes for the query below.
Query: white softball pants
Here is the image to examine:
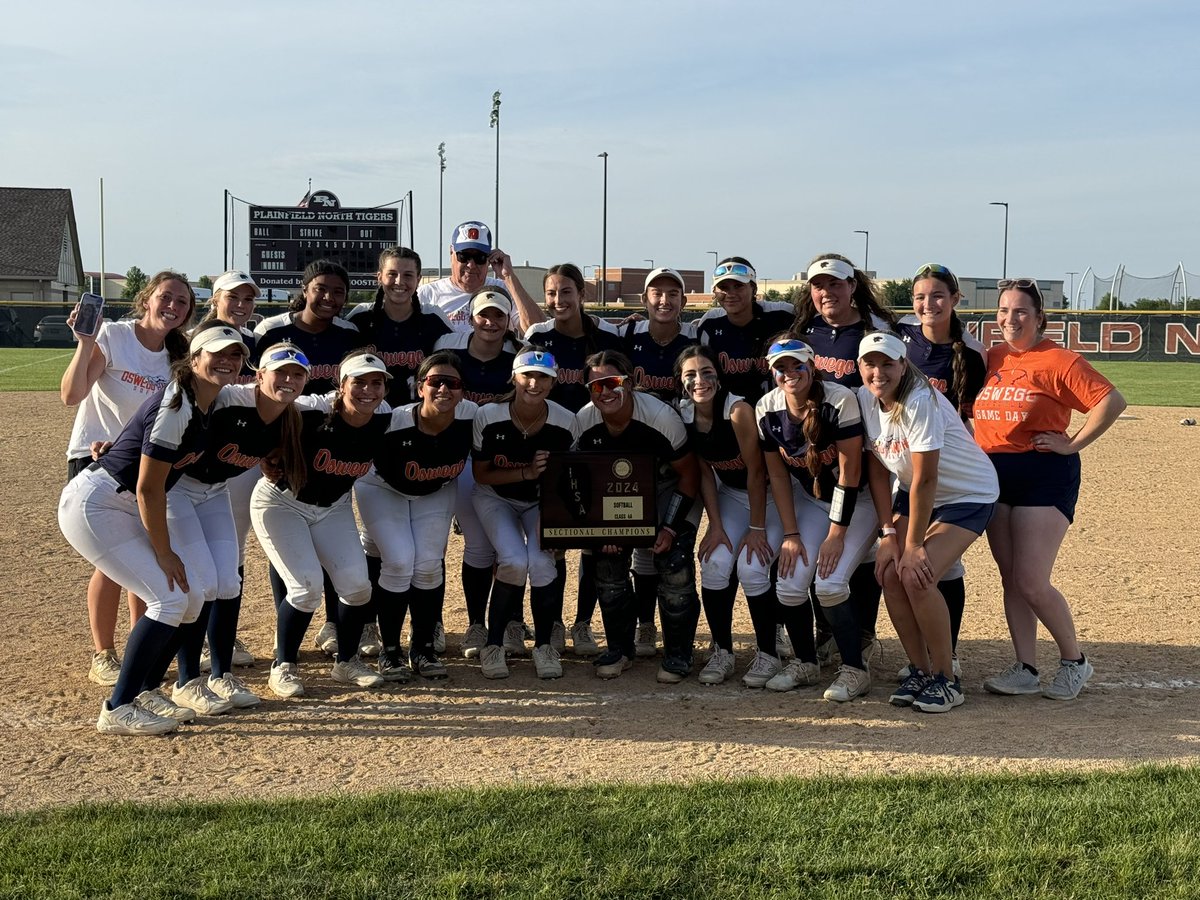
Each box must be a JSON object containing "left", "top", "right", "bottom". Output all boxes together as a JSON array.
[
  {"left": 471, "top": 484, "right": 556, "bottom": 588},
  {"left": 455, "top": 463, "right": 496, "bottom": 569},
  {"left": 224, "top": 464, "right": 260, "bottom": 567},
  {"left": 356, "top": 469, "right": 456, "bottom": 593},
  {"left": 699, "top": 483, "right": 782, "bottom": 597},
  {"left": 776, "top": 487, "right": 879, "bottom": 608}
]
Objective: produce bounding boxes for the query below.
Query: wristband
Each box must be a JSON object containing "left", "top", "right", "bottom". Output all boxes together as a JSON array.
[
  {"left": 880, "top": 526, "right": 897, "bottom": 538},
  {"left": 783, "top": 532, "right": 800, "bottom": 538},
  {"left": 748, "top": 525, "right": 766, "bottom": 532},
  {"left": 828, "top": 484, "right": 857, "bottom": 527},
  {"left": 663, "top": 491, "right": 695, "bottom": 531}
]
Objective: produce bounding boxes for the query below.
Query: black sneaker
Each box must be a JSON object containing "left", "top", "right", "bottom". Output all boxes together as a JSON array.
[
  {"left": 377, "top": 649, "right": 412, "bottom": 683},
  {"left": 411, "top": 652, "right": 449, "bottom": 681}
]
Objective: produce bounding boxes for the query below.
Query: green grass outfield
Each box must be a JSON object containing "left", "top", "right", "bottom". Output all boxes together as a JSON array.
[
  {"left": 2, "top": 767, "right": 1199, "bottom": 898},
  {"left": 2, "top": 347, "right": 1197, "bottom": 406}
]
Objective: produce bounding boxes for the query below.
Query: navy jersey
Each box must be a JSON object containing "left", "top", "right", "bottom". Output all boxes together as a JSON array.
[
  {"left": 680, "top": 390, "right": 749, "bottom": 491},
  {"left": 97, "top": 382, "right": 224, "bottom": 493},
  {"left": 346, "top": 296, "right": 455, "bottom": 406},
  {"left": 523, "top": 318, "right": 623, "bottom": 413},
  {"left": 695, "top": 300, "right": 795, "bottom": 405},
  {"left": 896, "top": 317, "right": 987, "bottom": 416},
  {"left": 575, "top": 392, "right": 689, "bottom": 479},
  {"left": 253, "top": 312, "right": 363, "bottom": 395},
  {"left": 755, "top": 383, "right": 864, "bottom": 500},
  {"left": 433, "top": 332, "right": 523, "bottom": 405},
  {"left": 472, "top": 400, "right": 579, "bottom": 504},
  {"left": 797, "top": 314, "right": 891, "bottom": 389},
  {"left": 621, "top": 320, "right": 698, "bottom": 402},
  {"left": 183, "top": 383, "right": 283, "bottom": 485},
  {"left": 374, "top": 400, "right": 478, "bottom": 496},
  {"left": 279, "top": 394, "right": 393, "bottom": 507}
]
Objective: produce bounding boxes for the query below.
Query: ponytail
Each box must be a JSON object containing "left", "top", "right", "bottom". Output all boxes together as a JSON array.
[
  {"left": 947, "top": 312, "right": 970, "bottom": 416},
  {"left": 276, "top": 404, "right": 307, "bottom": 492}
]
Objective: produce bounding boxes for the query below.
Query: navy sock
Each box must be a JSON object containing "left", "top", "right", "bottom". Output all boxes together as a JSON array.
[
  {"left": 335, "top": 603, "right": 366, "bottom": 663},
  {"left": 939, "top": 577, "right": 966, "bottom": 650},
  {"left": 110, "top": 616, "right": 177, "bottom": 709},
  {"left": 268, "top": 563, "right": 287, "bottom": 613},
  {"left": 822, "top": 600, "right": 864, "bottom": 670},
  {"left": 143, "top": 626, "right": 185, "bottom": 694},
  {"left": 277, "top": 602, "right": 314, "bottom": 665},
  {"left": 701, "top": 581, "right": 737, "bottom": 650},
  {"left": 575, "top": 553, "right": 598, "bottom": 623},
  {"left": 175, "top": 601, "right": 213, "bottom": 686},
  {"left": 530, "top": 583, "right": 561, "bottom": 646},
  {"left": 784, "top": 592, "right": 817, "bottom": 663},
  {"left": 849, "top": 561, "right": 881, "bottom": 638},
  {"left": 745, "top": 591, "right": 778, "bottom": 655},
  {"left": 487, "top": 581, "right": 521, "bottom": 646},
  {"left": 634, "top": 573, "right": 658, "bottom": 625},
  {"left": 207, "top": 595, "right": 241, "bottom": 678},
  {"left": 408, "top": 586, "right": 437, "bottom": 657},
  {"left": 374, "top": 585, "right": 409, "bottom": 653},
  {"left": 322, "top": 570, "right": 340, "bottom": 625},
  {"left": 462, "top": 563, "right": 493, "bottom": 626}
]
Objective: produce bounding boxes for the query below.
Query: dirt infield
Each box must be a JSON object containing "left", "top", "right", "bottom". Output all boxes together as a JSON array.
[{"left": 2, "top": 394, "right": 1198, "bottom": 812}]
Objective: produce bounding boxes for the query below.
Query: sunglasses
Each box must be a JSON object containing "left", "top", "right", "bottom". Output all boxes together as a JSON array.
[
  {"left": 713, "top": 262, "right": 756, "bottom": 279},
  {"left": 456, "top": 250, "right": 489, "bottom": 266},
  {"left": 421, "top": 374, "right": 463, "bottom": 391},
  {"left": 914, "top": 263, "right": 959, "bottom": 291},
  {"left": 264, "top": 347, "right": 311, "bottom": 368},
  {"left": 586, "top": 375, "right": 629, "bottom": 395},
  {"left": 998, "top": 278, "right": 1040, "bottom": 291}
]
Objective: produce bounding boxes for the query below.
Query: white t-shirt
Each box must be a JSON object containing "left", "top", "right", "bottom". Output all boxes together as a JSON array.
[
  {"left": 416, "top": 276, "right": 511, "bottom": 333},
  {"left": 66, "top": 319, "right": 173, "bottom": 459},
  {"left": 857, "top": 383, "right": 998, "bottom": 507}
]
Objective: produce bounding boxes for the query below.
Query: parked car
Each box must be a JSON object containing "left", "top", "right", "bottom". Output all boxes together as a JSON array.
[{"left": 33, "top": 315, "right": 77, "bottom": 347}]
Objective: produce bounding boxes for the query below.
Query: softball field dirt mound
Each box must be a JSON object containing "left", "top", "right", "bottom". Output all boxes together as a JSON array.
[{"left": 2, "top": 395, "right": 1197, "bottom": 812}]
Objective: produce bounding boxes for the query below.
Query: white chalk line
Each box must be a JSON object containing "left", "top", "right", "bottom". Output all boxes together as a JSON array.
[{"left": 0, "top": 352, "right": 73, "bottom": 376}]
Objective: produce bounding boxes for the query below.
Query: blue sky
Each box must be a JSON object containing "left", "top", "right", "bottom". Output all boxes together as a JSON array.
[{"left": 4, "top": 0, "right": 1198, "bottom": 291}]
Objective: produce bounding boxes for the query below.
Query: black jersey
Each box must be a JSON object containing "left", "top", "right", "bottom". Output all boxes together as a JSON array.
[
  {"left": 620, "top": 320, "right": 698, "bottom": 401},
  {"left": 433, "top": 332, "right": 522, "bottom": 405},
  {"left": 97, "top": 382, "right": 225, "bottom": 493},
  {"left": 755, "top": 383, "right": 864, "bottom": 500},
  {"left": 472, "top": 400, "right": 579, "bottom": 504},
  {"left": 695, "top": 300, "right": 795, "bottom": 404},
  {"left": 575, "top": 392, "right": 689, "bottom": 479},
  {"left": 797, "top": 314, "right": 891, "bottom": 389},
  {"left": 253, "top": 312, "right": 363, "bottom": 395},
  {"left": 345, "top": 296, "right": 455, "bottom": 406},
  {"left": 523, "top": 318, "right": 623, "bottom": 413},
  {"left": 182, "top": 383, "right": 283, "bottom": 485},
  {"left": 373, "top": 400, "right": 477, "bottom": 496},
  {"left": 680, "top": 390, "right": 749, "bottom": 491},
  {"left": 896, "top": 317, "right": 987, "bottom": 415},
  {"left": 280, "top": 394, "right": 393, "bottom": 507}
]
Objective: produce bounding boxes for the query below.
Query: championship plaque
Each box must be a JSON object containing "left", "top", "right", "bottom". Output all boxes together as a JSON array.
[{"left": 540, "top": 452, "right": 658, "bottom": 549}]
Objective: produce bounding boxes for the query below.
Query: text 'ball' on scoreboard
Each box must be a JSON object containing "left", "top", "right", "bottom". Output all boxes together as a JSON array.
[{"left": 248, "top": 206, "right": 399, "bottom": 291}]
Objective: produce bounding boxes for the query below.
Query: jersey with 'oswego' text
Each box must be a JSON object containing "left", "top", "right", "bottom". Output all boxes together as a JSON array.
[
  {"left": 277, "top": 393, "right": 392, "bottom": 506},
  {"left": 755, "top": 382, "right": 864, "bottom": 500},
  {"left": 695, "top": 300, "right": 795, "bottom": 404},
  {"left": 373, "top": 400, "right": 477, "bottom": 496},
  {"left": 183, "top": 383, "right": 283, "bottom": 485},
  {"left": 433, "top": 332, "right": 522, "bottom": 405},
  {"left": 253, "top": 313, "right": 363, "bottom": 395}
]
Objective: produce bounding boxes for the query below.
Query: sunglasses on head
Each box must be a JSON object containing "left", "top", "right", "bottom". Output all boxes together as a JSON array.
[
  {"left": 914, "top": 263, "right": 959, "bottom": 291},
  {"left": 265, "top": 347, "right": 311, "bottom": 368},
  {"left": 456, "top": 250, "right": 489, "bottom": 265},
  {"left": 998, "top": 278, "right": 1040, "bottom": 292},
  {"left": 713, "top": 262, "right": 755, "bottom": 279},
  {"left": 422, "top": 374, "right": 463, "bottom": 391},
  {"left": 586, "top": 375, "right": 629, "bottom": 395}
]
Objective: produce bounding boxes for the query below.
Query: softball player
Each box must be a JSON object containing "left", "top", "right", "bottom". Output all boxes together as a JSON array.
[
  {"left": 621, "top": 267, "right": 698, "bottom": 402},
  {"left": 59, "top": 322, "right": 247, "bottom": 734},
  {"left": 254, "top": 350, "right": 393, "bottom": 699},
  {"left": 471, "top": 350, "right": 579, "bottom": 680},
  {"left": 356, "top": 351, "right": 477, "bottom": 681}
]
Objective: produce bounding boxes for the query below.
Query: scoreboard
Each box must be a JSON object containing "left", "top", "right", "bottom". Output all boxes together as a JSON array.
[{"left": 249, "top": 199, "right": 399, "bottom": 291}]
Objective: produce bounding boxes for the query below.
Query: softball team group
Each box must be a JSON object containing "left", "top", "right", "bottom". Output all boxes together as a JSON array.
[{"left": 57, "top": 221, "right": 1127, "bottom": 735}]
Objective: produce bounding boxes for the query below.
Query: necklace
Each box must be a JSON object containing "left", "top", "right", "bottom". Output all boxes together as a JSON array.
[{"left": 511, "top": 402, "right": 547, "bottom": 437}]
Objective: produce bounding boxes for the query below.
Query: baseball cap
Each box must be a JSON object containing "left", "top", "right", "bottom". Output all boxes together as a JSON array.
[
  {"left": 340, "top": 352, "right": 392, "bottom": 381},
  {"left": 858, "top": 331, "right": 907, "bottom": 361},
  {"left": 765, "top": 338, "right": 815, "bottom": 368},
  {"left": 190, "top": 324, "right": 249, "bottom": 356},
  {"left": 258, "top": 343, "right": 311, "bottom": 373},
  {"left": 806, "top": 258, "right": 856, "bottom": 281},
  {"left": 713, "top": 260, "right": 757, "bottom": 286},
  {"left": 471, "top": 288, "right": 513, "bottom": 318},
  {"left": 451, "top": 221, "right": 493, "bottom": 254},
  {"left": 512, "top": 349, "right": 557, "bottom": 378},
  {"left": 644, "top": 267, "right": 686, "bottom": 293},
  {"left": 212, "top": 269, "right": 261, "bottom": 298}
]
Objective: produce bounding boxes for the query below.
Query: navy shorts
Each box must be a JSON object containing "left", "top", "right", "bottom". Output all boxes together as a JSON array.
[
  {"left": 892, "top": 490, "right": 995, "bottom": 536},
  {"left": 987, "top": 450, "right": 1081, "bottom": 524}
]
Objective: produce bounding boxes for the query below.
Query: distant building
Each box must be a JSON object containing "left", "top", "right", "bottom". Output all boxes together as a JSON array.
[
  {"left": 0, "top": 187, "right": 85, "bottom": 303},
  {"left": 84, "top": 271, "right": 127, "bottom": 298}
]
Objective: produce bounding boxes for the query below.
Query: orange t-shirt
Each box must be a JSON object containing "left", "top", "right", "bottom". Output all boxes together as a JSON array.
[{"left": 973, "top": 339, "right": 1115, "bottom": 454}]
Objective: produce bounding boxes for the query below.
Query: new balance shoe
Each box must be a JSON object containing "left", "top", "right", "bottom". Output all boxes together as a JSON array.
[
  {"left": 1042, "top": 657, "right": 1094, "bottom": 701},
  {"left": 97, "top": 700, "right": 177, "bottom": 736},
  {"left": 461, "top": 623, "right": 488, "bottom": 660},
  {"left": 776, "top": 625, "right": 795, "bottom": 661},
  {"left": 135, "top": 688, "right": 196, "bottom": 723},
  {"left": 890, "top": 669, "right": 932, "bottom": 707},
  {"left": 766, "top": 660, "right": 821, "bottom": 692},
  {"left": 358, "top": 623, "right": 383, "bottom": 658},
  {"left": 172, "top": 676, "right": 234, "bottom": 716},
  {"left": 411, "top": 652, "right": 449, "bottom": 681},
  {"left": 823, "top": 665, "right": 871, "bottom": 702},
  {"left": 268, "top": 661, "right": 305, "bottom": 698},
  {"left": 983, "top": 661, "right": 1042, "bottom": 696},
  {"left": 594, "top": 650, "right": 632, "bottom": 679},
  {"left": 570, "top": 621, "right": 601, "bottom": 657},
  {"left": 480, "top": 644, "right": 510, "bottom": 679},
  {"left": 533, "top": 644, "right": 563, "bottom": 680},
  {"left": 88, "top": 649, "right": 121, "bottom": 686},
  {"left": 912, "top": 673, "right": 965, "bottom": 713},
  {"left": 698, "top": 647, "right": 736, "bottom": 685},
  {"left": 208, "top": 672, "right": 261, "bottom": 709},
  {"left": 550, "top": 621, "right": 567, "bottom": 653},
  {"left": 742, "top": 651, "right": 783, "bottom": 688},
  {"left": 432, "top": 621, "right": 447, "bottom": 655},
  {"left": 331, "top": 656, "right": 385, "bottom": 688},
  {"left": 503, "top": 621, "right": 528, "bottom": 656},
  {"left": 314, "top": 621, "right": 339, "bottom": 657},
  {"left": 377, "top": 649, "right": 413, "bottom": 683},
  {"left": 635, "top": 622, "right": 658, "bottom": 658}
]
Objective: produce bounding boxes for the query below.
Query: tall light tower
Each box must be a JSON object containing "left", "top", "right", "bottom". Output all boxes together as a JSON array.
[
  {"left": 437, "top": 143, "right": 447, "bottom": 277},
  {"left": 989, "top": 201, "right": 1009, "bottom": 279},
  {"left": 490, "top": 91, "right": 501, "bottom": 245},
  {"left": 598, "top": 151, "right": 608, "bottom": 306},
  {"left": 853, "top": 230, "right": 870, "bottom": 273}
]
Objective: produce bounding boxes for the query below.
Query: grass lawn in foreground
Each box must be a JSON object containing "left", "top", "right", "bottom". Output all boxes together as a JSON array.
[{"left": 2, "top": 767, "right": 1199, "bottom": 899}]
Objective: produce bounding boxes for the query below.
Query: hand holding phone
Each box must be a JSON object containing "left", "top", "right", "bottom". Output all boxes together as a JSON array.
[{"left": 72, "top": 293, "right": 105, "bottom": 338}]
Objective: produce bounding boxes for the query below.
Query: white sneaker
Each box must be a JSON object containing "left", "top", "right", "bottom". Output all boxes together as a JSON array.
[
  {"left": 432, "top": 621, "right": 447, "bottom": 654},
  {"left": 766, "top": 660, "right": 821, "bottom": 692},
  {"left": 776, "top": 625, "right": 795, "bottom": 661},
  {"left": 594, "top": 651, "right": 632, "bottom": 679},
  {"left": 1042, "top": 658, "right": 1094, "bottom": 701},
  {"left": 742, "top": 651, "right": 783, "bottom": 688},
  {"left": 461, "top": 623, "right": 488, "bottom": 659},
  {"left": 314, "top": 621, "right": 339, "bottom": 657},
  {"left": 208, "top": 672, "right": 261, "bottom": 709},
  {"left": 200, "top": 641, "right": 212, "bottom": 673},
  {"left": 135, "top": 688, "right": 196, "bottom": 723},
  {"left": 503, "top": 621, "right": 527, "bottom": 656},
  {"left": 480, "top": 644, "right": 510, "bottom": 679},
  {"left": 358, "top": 623, "right": 382, "bottom": 658},
  {"left": 232, "top": 638, "right": 255, "bottom": 667},
  {"left": 861, "top": 635, "right": 883, "bottom": 668},
  {"left": 823, "top": 665, "right": 871, "bottom": 702},
  {"left": 899, "top": 656, "right": 962, "bottom": 680},
  {"left": 570, "top": 621, "right": 601, "bottom": 657},
  {"left": 331, "top": 655, "right": 385, "bottom": 688},
  {"left": 97, "top": 700, "right": 177, "bottom": 735},
  {"left": 698, "top": 647, "right": 735, "bottom": 685},
  {"left": 171, "top": 676, "right": 234, "bottom": 715},
  {"left": 635, "top": 622, "right": 658, "bottom": 658},
  {"left": 983, "top": 661, "right": 1042, "bottom": 696},
  {"left": 88, "top": 649, "right": 121, "bottom": 686},
  {"left": 550, "top": 620, "right": 567, "bottom": 653},
  {"left": 533, "top": 644, "right": 563, "bottom": 679},
  {"left": 268, "top": 661, "right": 305, "bottom": 698}
]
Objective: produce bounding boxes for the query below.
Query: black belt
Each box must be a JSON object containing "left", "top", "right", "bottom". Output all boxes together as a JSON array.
[{"left": 88, "top": 461, "right": 129, "bottom": 494}]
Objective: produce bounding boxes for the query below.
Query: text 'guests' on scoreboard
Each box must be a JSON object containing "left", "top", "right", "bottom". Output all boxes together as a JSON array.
[{"left": 248, "top": 196, "right": 399, "bottom": 291}]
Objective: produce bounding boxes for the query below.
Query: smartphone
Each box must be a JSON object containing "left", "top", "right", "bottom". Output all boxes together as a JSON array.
[{"left": 74, "top": 292, "right": 105, "bottom": 337}]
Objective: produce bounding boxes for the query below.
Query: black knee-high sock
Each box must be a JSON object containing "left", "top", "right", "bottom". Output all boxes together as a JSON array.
[
  {"left": 335, "top": 603, "right": 367, "bottom": 663},
  {"left": 175, "top": 601, "right": 213, "bottom": 686},
  {"left": 323, "top": 570, "right": 340, "bottom": 625},
  {"left": 277, "top": 603, "right": 315, "bottom": 665},
  {"left": 849, "top": 561, "right": 881, "bottom": 638},
  {"left": 779, "top": 601, "right": 817, "bottom": 665},
  {"left": 509, "top": 586, "right": 529, "bottom": 625},
  {"left": 634, "top": 573, "right": 658, "bottom": 626},
  {"left": 143, "top": 623, "right": 186, "bottom": 693},
  {"left": 745, "top": 591, "right": 777, "bottom": 656},
  {"left": 462, "top": 563, "right": 493, "bottom": 626},
  {"left": 575, "top": 552, "right": 597, "bottom": 622},
  {"left": 269, "top": 563, "right": 287, "bottom": 613},
  {"left": 208, "top": 595, "right": 241, "bottom": 677},
  {"left": 487, "top": 581, "right": 522, "bottom": 646},
  {"left": 408, "top": 585, "right": 438, "bottom": 657},
  {"left": 822, "top": 600, "right": 864, "bottom": 670},
  {"left": 940, "top": 576, "right": 966, "bottom": 650},
  {"left": 701, "top": 581, "right": 738, "bottom": 650},
  {"left": 811, "top": 584, "right": 831, "bottom": 637},
  {"left": 530, "top": 583, "right": 561, "bottom": 646},
  {"left": 374, "top": 584, "right": 409, "bottom": 653},
  {"left": 110, "top": 617, "right": 177, "bottom": 708},
  {"left": 432, "top": 579, "right": 446, "bottom": 625}
]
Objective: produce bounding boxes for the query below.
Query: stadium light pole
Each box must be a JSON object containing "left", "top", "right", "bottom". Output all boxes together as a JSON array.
[
  {"left": 598, "top": 152, "right": 608, "bottom": 306},
  {"left": 1066, "top": 270, "right": 1079, "bottom": 309},
  {"left": 437, "top": 143, "right": 447, "bottom": 278},
  {"left": 707, "top": 250, "right": 719, "bottom": 290},
  {"left": 853, "top": 229, "right": 869, "bottom": 272},
  {"left": 644, "top": 259, "right": 654, "bottom": 269},
  {"left": 989, "top": 202, "right": 1009, "bottom": 279},
  {"left": 490, "top": 92, "right": 501, "bottom": 245}
]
